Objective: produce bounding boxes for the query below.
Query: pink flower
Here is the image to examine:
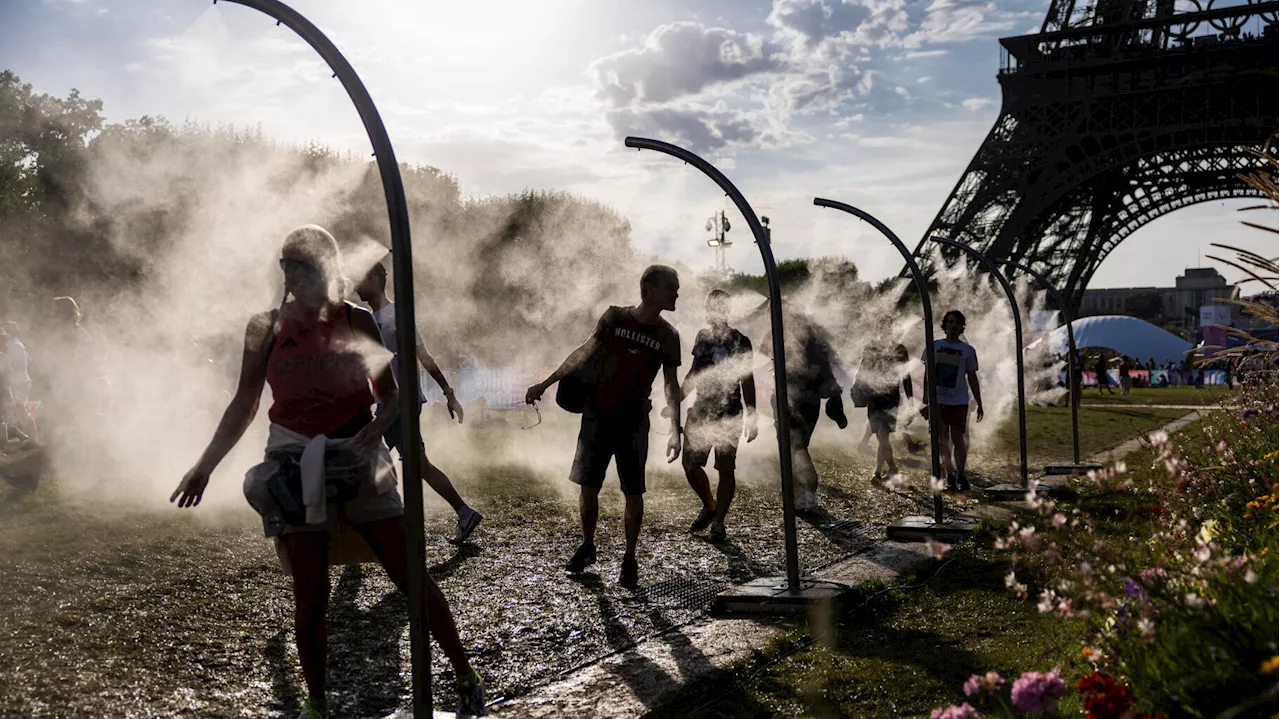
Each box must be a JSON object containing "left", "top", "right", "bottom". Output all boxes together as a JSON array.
[
  {"left": 930, "top": 703, "right": 982, "bottom": 719},
  {"left": 1010, "top": 671, "right": 1068, "bottom": 714},
  {"left": 963, "top": 672, "right": 1005, "bottom": 696},
  {"left": 926, "top": 537, "right": 952, "bottom": 558}
]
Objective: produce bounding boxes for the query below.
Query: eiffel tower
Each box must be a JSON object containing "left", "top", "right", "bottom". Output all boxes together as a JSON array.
[{"left": 914, "top": 0, "right": 1278, "bottom": 309}]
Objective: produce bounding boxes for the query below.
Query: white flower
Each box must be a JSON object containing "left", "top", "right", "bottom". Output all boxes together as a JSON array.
[
  {"left": 1113, "top": 460, "right": 1127, "bottom": 474},
  {"left": 1052, "top": 513, "right": 1068, "bottom": 528},
  {"left": 1149, "top": 430, "right": 1169, "bottom": 444},
  {"left": 928, "top": 475, "right": 948, "bottom": 494},
  {"left": 1137, "top": 618, "right": 1156, "bottom": 640},
  {"left": 1197, "top": 520, "right": 1218, "bottom": 545},
  {"left": 1245, "top": 569, "right": 1258, "bottom": 584},
  {"left": 1005, "top": 571, "right": 1028, "bottom": 598},
  {"left": 1185, "top": 593, "right": 1206, "bottom": 609},
  {"left": 885, "top": 473, "right": 911, "bottom": 491},
  {"left": 1194, "top": 545, "right": 1212, "bottom": 562}
]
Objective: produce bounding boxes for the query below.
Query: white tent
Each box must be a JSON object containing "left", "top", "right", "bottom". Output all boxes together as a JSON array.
[{"left": 1049, "top": 315, "right": 1193, "bottom": 366}]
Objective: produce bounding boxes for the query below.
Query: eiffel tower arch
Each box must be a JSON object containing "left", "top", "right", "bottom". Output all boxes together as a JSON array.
[{"left": 916, "top": 0, "right": 1278, "bottom": 309}]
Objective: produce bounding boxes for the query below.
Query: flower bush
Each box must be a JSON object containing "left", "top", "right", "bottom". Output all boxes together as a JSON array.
[{"left": 991, "top": 376, "right": 1279, "bottom": 718}]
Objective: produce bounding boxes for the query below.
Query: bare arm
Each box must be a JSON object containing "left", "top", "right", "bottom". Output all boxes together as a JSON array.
[
  {"left": 967, "top": 370, "right": 984, "bottom": 421},
  {"left": 197, "top": 315, "right": 269, "bottom": 473},
  {"left": 172, "top": 313, "right": 272, "bottom": 506},
  {"left": 415, "top": 343, "right": 452, "bottom": 394},
  {"left": 416, "top": 342, "right": 465, "bottom": 422},
  {"left": 525, "top": 336, "right": 601, "bottom": 403},
  {"left": 740, "top": 369, "right": 759, "bottom": 442},
  {"left": 664, "top": 364, "right": 682, "bottom": 462}
]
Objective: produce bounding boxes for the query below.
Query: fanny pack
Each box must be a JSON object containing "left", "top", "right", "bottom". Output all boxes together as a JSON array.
[{"left": 257, "top": 449, "right": 374, "bottom": 526}]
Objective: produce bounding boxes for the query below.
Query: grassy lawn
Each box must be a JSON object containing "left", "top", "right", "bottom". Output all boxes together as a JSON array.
[
  {"left": 651, "top": 417, "right": 1211, "bottom": 719},
  {"left": 1078, "top": 386, "right": 1236, "bottom": 407},
  {"left": 647, "top": 544, "right": 1090, "bottom": 719},
  {"left": 996, "top": 405, "right": 1191, "bottom": 466}
]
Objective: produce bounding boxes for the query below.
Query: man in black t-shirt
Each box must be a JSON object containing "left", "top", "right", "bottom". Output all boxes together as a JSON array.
[
  {"left": 676, "top": 289, "right": 757, "bottom": 542},
  {"left": 525, "top": 265, "right": 682, "bottom": 588}
]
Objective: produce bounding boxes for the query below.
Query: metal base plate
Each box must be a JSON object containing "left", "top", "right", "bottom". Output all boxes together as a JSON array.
[
  {"left": 714, "top": 576, "right": 851, "bottom": 615},
  {"left": 982, "top": 483, "right": 1053, "bottom": 501},
  {"left": 381, "top": 710, "right": 500, "bottom": 718},
  {"left": 1043, "top": 461, "right": 1103, "bottom": 475},
  {"left": 885, "top": 514, "right": 979, "bottom": 542}
]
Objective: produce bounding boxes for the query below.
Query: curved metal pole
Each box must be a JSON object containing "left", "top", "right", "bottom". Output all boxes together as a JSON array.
[
  {"left": 624, "top": 136, "right": 800, "bottom": 588},
  {"left": 993, "top": 258, "right": 1081, "bottom": 464},
  {"left": 814, "top": 199, "right": 944, "bottom": 525},
  {"left": 929, "top": 237, "right": 1029, "bottom": 487},
  {"left": 215, "top": 1, "right": 432, "bottom": 713}
]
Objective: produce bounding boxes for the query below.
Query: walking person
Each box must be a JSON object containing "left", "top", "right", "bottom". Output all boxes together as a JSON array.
[
  {"left": 674, "top": 289, "right": 758, "bottom": 543},
  {"left": 171, "top": 226, "right": 485, "bottom": 718},
  {"left": 921, "top": 310, "right": 983, "bottom": 491},
  {"left": 1095, "top": 352, "right": 1114, "bottom": 395},
  {"left": 1119, "top": 356, "right": 1133, "bottom": 395},
  {"left": 525, "top": 265, "right": 683, "bottom": 588},
  {"left": 355, "top": 260, "right": 483, "bottom": 544},
  {"left": 860, "top": 343, "right": 914, "bottom": 483},
  {"left": 760, "top": 310, "right": 844, "bottom": 514}
]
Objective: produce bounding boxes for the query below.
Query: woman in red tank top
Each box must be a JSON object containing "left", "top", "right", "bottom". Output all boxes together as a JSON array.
[{"left": 170, "top": 226, "right": 484, "bottom": 716}]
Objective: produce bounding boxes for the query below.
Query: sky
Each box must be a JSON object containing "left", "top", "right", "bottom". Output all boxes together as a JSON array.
[{"left": 0, "top": 0, "right": 1268, "bottom": 289}]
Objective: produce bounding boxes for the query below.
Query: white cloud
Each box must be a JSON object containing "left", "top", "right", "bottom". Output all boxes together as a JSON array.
[
  {"left": 588, "top": 22, "right": 784, "bottom": 107},
  {"left": 961, "top": 96, "right": 994, "bottom": 111},
  {"left": 906, "top": 0, "right": 1029, "bottom": 46}
]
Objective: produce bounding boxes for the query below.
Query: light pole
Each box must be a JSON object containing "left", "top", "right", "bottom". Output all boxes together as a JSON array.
[
  {"left": 992, "top": 258, "right": 1101, "bottom": 475},
  {"left": 706, "top": 209, "right": 732, "bottom": 275},
  {"left": 814, "top": 199, "right": 976, "bottom": 542},
  {"left": 626, "top": 137, "right": 846, "bottom": 612},
  {"left": 213, "top": 1, "right": 432, "bottom": 714},
  {"left": 928, "top": 237, "right": 1045, "bottom": 499}
]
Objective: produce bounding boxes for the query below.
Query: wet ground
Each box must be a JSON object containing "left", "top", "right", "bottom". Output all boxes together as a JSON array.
[{"left": 0, "top": 411, "right": 1080, "bottom": 718}]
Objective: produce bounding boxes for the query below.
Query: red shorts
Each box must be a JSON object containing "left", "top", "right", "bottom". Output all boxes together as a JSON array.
[{"left": 938, "top": 404, "right": 969, "bottom": 432}]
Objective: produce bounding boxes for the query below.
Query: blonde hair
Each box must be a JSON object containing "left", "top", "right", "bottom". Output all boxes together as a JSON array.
[{"left": 280, "top": 225, "right": 350, "bottom": 304}]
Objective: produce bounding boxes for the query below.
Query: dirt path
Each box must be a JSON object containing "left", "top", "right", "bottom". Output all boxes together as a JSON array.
[{"left": 0, "top": 406, "right": 1193, "bottom": 717}]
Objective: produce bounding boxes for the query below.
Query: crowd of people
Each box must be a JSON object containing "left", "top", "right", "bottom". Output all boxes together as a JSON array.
[{"left": 151, "top": 224, "right": 993, "bottom": 718}]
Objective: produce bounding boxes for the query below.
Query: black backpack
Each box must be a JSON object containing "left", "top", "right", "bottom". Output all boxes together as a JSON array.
[{"left": 555, "top": 360, "right": 597, "bottom": 414}]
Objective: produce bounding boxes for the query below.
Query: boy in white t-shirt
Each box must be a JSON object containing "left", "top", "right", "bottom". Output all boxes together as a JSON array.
[{"left": 921, "top": 310, "right": 984, "bottom": 490}]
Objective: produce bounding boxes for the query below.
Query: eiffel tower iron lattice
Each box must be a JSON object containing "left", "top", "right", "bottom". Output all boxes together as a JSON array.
[{"left": 913, "top": 0, "right": 1278, "bottom": 310}]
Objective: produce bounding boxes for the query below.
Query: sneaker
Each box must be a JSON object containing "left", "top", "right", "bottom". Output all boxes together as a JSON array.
[
  {"left": 297, "top": 696, "right": 327, "bottom": 719},
  {"left": 566, "top": 542, "right": 596, "bottom": 574},
  {"left": 450, "top": 507, "right": 484, "bottom": 544},
  {"left": 457, "top": 670, "right": 487, "bottom": 717},
  {"left": 708, "top": 522, "right": 727, "bottom": 543},
  {"left": 689, "top": 506, "right": 716, "bottom": 533},
  {"left": 619, "top": 553, "right": 639, "bottom": 588}
]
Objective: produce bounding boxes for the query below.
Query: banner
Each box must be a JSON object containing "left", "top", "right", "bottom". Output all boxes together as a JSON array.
[{"left": 423, "top": 366, "right": 544, "bottom": 410}]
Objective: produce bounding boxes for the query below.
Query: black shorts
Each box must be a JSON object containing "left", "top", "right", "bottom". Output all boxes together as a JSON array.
[
  {"left": 380, "top": 404, "right": 425, "bottom": 456},
  {"left": 570, "top": 410, "right": 649, "bottom": 495},
  {"left": 867, "top": 407, "right": 897, "bottom": 434},
  {"left": 683, "top": 415, "right": 741, "bottom": 472}
]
